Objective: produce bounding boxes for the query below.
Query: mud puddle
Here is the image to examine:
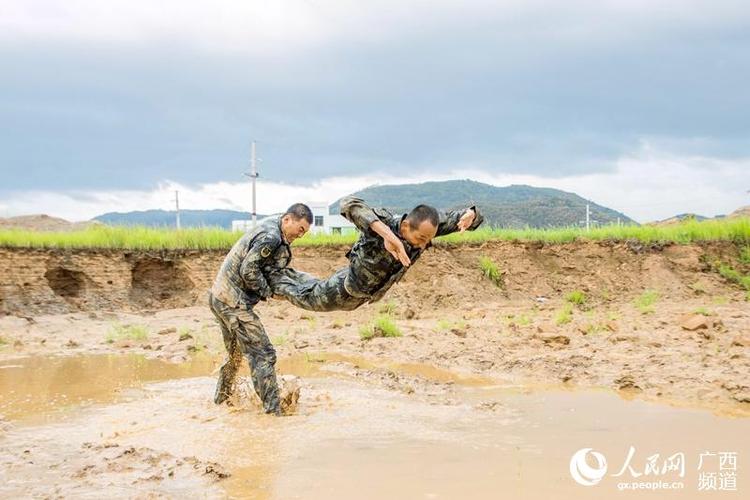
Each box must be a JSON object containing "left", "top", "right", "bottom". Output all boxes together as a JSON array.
[{"left": 0, "top": 354, "right": 748, "bottom": 499}]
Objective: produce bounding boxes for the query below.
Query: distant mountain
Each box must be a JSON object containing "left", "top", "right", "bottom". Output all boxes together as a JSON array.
[
  {"left": 329, "top": 180, "right": 635, "bottom": 228},
  {"left": 0, "top": 214, "right": 99, "bottom": 232},
  {"left": 93, "top": 209, "right": 263, "bottom": 229}
]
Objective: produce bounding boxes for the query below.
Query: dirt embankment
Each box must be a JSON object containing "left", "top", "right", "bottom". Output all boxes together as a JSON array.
[
  {"left": 0, "top": 240, "right": 745, "bottom": 316},
  {"left": 0, "top": 240, "right": 748, "bottom": 415}
]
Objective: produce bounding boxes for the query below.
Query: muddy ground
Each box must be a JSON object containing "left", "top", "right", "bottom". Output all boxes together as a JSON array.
[{"left": 0, "top": 241, "right": 749, "bottom": 497}]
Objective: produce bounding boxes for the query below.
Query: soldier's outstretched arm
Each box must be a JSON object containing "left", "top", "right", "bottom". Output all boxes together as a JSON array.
[
  {"left": 239, "top": 233, "right": 279, "bottom": 300},
  {"left": 435, "top": 206, "right": 484, "bottom": 237},
  {"left": 340, "top": 195, "right": 411, "bottom": 266}
]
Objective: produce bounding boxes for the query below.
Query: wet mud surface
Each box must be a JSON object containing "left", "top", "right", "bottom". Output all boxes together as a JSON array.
[{"left": 1, "top": 353, "right": 748, "bottom": 499}]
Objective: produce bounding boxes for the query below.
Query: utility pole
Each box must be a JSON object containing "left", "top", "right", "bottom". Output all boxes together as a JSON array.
[
  {"left": 243, "top": 141, "right": 259, "bottom": 228},
  {"left": 586, "top": 203, "right": 590, "bottom": 231},
  {"left": 173, "top": 190, "right": 181, "bottom": 230}
]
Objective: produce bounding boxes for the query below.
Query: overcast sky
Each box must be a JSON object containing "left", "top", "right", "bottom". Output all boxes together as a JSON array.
[{"left": 1, "top": 0, "right": 748, "bottom": 222}]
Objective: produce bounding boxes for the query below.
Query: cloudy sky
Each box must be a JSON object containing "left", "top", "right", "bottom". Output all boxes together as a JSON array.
[{"left": 1, "top": 0, "right": 748, "bottom": 222}]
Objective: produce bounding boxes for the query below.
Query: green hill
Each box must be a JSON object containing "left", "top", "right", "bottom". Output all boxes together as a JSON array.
[
  {"left": 94, "top": 209, "right": 263, "bottom": 229},
  {"left": 330, "top": 180, "right": 635, "bottom": 228}
]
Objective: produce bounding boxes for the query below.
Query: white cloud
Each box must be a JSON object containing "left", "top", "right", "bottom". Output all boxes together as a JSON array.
[
  {"left": 1, "top": 146, "right": 747, "bottom": 223},
  {"left": 2, "top": 0, "right": 747, "bottom": 54}
]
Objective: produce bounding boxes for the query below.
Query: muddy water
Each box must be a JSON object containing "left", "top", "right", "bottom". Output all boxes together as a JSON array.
[{"left": 1, "top": 354, "right": 748, "bottom": 499}]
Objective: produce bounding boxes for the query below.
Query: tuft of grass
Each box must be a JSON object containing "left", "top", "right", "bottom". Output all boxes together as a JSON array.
[
  {"left": 634, "top": 290, "right": 659, "bottom": 314},
  {"left": 478, "top": 256, "right": 503, "bottom": 287},
  {"left": 435, "top": 319, "right": 452, "bottom": 332},
  {"left": 565, "top": 290, "right": 587, "bottom": 307},
  {"left": 717, "top": 263, "right": 750, "bottom": 291},
  {"left": 516, "top": 314, "right": 532, "bottom": 327},
  {"left": 106, "top": 323, "right": 148, "bottom": 344},
  {"left": 712, "top": 295, "right": 729, "bottom": 305},
  {"left": 582, "top": 322, "right": 608, "bottom": 335},
  {"left": 689, "top": 281, "right": 707, "bottom": 295},
  {"left": 555, "top": 304, "right": 574, "bottom": 325},
  {"left": 693, "top": 307, "right": 713, "bottom": 316},
  {"left": 0, "top": 217, "right": 748, "bottom": 250},
  {"left": 0, "top": 335, "right": 7, "bottom": 346},
  {"left": 272, "top": 334, "right": 287, "bottom": 346},
  {"left": 740, "top": 246, "right": 750, "bottom": 265},
  {"left": 378, "top": 300, "right": 398, "bottom": 316},
  {"left": 359, "top": 314, "right": 402, "bottom": 340},
  {"left": 434, "top": 319, "right": 469, "bottom": 332}
]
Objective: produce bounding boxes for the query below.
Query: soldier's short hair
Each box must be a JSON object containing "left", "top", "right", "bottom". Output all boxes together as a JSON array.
[
  {"left": 284, "top": 203, "right": 313, "bottom": 224},
  {"left": 406, "top": 204, "right": 439, "bottom": 230}
]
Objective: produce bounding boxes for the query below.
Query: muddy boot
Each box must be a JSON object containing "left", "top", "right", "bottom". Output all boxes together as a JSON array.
[{"left": 279, "top": 375, "right": 301, "bottom": 416}]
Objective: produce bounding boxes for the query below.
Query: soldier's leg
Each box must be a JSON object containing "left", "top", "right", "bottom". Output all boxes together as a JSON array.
[
  {"left": 209, "top": 294, "right": 244, "bottom": 404},
  {"left": 233, "top": 308, "right": 282, "bottom": 415},
  {"left": 267, "top": 267, "right": 366, "bottom": 312}
]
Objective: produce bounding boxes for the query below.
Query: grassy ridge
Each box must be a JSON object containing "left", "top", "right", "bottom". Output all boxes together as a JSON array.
[{"left": 0, "top": 218, "right": 748, "bottom": 250}]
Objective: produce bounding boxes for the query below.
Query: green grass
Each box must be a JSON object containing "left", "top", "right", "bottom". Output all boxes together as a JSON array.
[
  {"left": 434, "top": 319, "right": 468, "bottom": 332},
  {"left": 478, "top": 256, "right": 503, "bottom": 287},
  {"left": 438, "top": 217, "right": 750, "bottom": 245},
  {"left": 555, "top": 304, "right": 574, "bottom": 325},
  {"left": 634, "top": 290, "right": 659, "bottom": 314},
  {"left": 693, "top": 307, "right": 713, "bottom": 316},
  {"left": 0, "top": 335, "right": 7, "bottom": 347},
  {"left": 2, "top": 217, "right": 748, "bottom": 250},
  {"left": 739, "top": 246, "right": 750, "bottom": 265},
  {"left": 105, "top": 323, "right": 149, "bottom": 344},
  {"left": 716, "top": 263, "right": 750, "bottom": 291},
  {"left": 359, "top": 314, "right": 402, "bottom": 340},
  {"left": 565, "top": 290, "right": 587, "bottom": 307},
  {"left": 378, "top": 300, "right": 398, "bottom": 316},
  {"left": 435, "top": 319, "right": 452, "bottom": 332},
  {"left": 689, "top": 281, "right": 707, "bottom": 295}
]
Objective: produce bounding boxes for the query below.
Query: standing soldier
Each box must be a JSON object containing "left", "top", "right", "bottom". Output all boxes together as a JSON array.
[
  {"left": 209, "top": 203, "right": 312, "bottom": 415},
  {"left": 267, "top": 196, "right": 483, "bottom": 312}
]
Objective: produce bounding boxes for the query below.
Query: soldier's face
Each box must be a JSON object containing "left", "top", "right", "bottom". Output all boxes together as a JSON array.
[
  {"left": 402, "top": 219, "right": 437, "bottom": 249},
  {"left": 281, "top": 215, "right": 310, "bottom": 243}
]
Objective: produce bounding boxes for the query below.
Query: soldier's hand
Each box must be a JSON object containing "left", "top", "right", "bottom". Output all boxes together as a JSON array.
[
  {"left": 457, "top": 208, "right": 476, "bottom": 232},
  {"left": 384, "top": 236, "right": 411, "bottom": 267}
]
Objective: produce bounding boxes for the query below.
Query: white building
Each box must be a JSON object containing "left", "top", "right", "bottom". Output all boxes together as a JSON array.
[
  {"left": 308, "top": 201, "right": 357, "bottom": 235},
  {"left": 231, "top": 201, "right": 357, "bottom": 235}
]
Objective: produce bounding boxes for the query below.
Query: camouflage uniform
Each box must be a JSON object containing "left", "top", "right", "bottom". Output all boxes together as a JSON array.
[
  {"left": 209, "top": 215, "right": 291, "bottom": 415},
  {"left": 267, "top": 196, "right": 484, "bottom": 312}
]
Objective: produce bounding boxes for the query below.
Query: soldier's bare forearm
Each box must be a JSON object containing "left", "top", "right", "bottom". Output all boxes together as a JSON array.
[{"left": 369, "top": 220, "right": 397, "bottom": 242}]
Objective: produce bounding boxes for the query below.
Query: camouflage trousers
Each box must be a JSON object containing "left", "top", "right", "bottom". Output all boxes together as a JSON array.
[
  {"left": 266, "top": 267, "right": 369, "bottom": 312},
  {"left": 208, "top": 293, "right": 281, "bottom": 415}
]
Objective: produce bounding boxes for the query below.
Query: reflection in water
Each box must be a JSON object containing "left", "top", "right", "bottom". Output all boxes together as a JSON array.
[
  {"left": 0, "top": 354, "right": 216, "bottom": 421},
  {"left": 0, "top": 352, "right": 491, "bottom": 422}
]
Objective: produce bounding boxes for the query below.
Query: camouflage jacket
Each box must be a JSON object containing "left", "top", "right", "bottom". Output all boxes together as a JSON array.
[
  {"left": 339, "top": 196, "right": 484, "bottom": 303},
  {"left": 211, "top": 215, "right": 292, "bottom": 308}
]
